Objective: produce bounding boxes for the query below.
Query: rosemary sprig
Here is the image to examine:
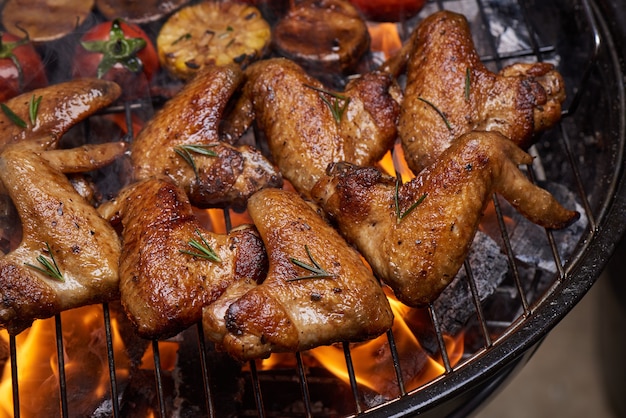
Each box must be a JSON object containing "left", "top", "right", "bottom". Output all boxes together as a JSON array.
[
  {"left": 464, "top": 68, "right": 471, "bottom": 101},
  {"left": 24, "top": 242, "right": 64, "bottom": 282},
  {"left": 180, "top": 229, "right": 221, "bottom": 262},
  {"left": 304, "top": 84, "right": 351, "bottom": 124},
  {"left": 418, "top": 97, "right": 451, "bottom": 131},
  {"left": 29, "top": 94, "right": 42, "bottom": 125},
  {"left": 288, "top": 245, "right": 335, "bottom": 281},
  {"left": 174, "top": 144, "right": 218, "bottom": 179},
  {"left": 394, "top": 176, "right": 427, "bottom": 223},
  {"left": 1, "top": 103, "right": 27, "bottom": 128}
]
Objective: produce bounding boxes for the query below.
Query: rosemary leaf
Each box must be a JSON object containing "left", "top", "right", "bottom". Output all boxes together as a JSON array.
[
  {"left": 29, "top": 94, "right": 43, "bottom": 125},
  {"left": 395, "top": 176, "right": 427, "bottom": 222},
  {"left": 24, "top": 242, "right": 64, "bottom": 282},
  {"left": 1, "top": 103, "right": 27, "bottom": 128},
  {"left": 304, "top": 83, "right": 351, "bottom": 124},
  {"left": 418, "top": 97, "right": 451, "bottom": 131},
  {"left": 288, "top": 245, "right": 334, "bottom": 281},
  {"left": 180, "top": 229, "right": 221, "bottom": 262},
  {"left": 174, "top": 144, "right": 218, "bottom": 179}
]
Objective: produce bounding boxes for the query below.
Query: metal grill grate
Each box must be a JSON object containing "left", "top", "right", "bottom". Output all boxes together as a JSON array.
[{"left": 3, "top": 0, "right": 621, "bottom": 416}]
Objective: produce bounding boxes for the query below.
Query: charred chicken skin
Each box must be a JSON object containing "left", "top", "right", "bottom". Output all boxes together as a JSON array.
[
  {"left": 396, "top": 11, "right": 566, "bottom": 173},
  {"left": 221, "top": 188, "right": 394, "bottom": 361},
  {"left": 131, "top": 63, "right": 282, "bottom": 209},
  {"left": 0, "top": 78, "right": 121, "bottom": 150},
  {"left": 229, "top": 58, "right": 400, "bottom": 197},
  {"left": 0, "top": 141, "right": 126, "bottom": 335},
  {"left": 97, "top": 177, "right": 268, "bottom": 340},
  {"left": 311, "top": 131, "right": 579, "bottom": 307}
]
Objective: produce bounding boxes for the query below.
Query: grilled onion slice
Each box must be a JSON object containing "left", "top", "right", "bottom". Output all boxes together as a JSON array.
[{"left": 157, "top": 1, "right": 271, "bottom": 80}]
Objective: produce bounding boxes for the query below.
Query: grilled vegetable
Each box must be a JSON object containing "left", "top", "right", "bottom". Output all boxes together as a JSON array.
[
  {"left": 1, "top": 0, "right": 94, "bottom": 42},
  {"left": 95, "top": 0, "right": 191, "bottom": 24},
  {"left": 272, "top": 0, "right": 370, "bottom": 78},
  {"left": 71, "top": 19, "right": 159, "bottom": 100},
  {"left": 0, "top": 32, "right": 48, "bottom": 102},
  {"left": 157, "top": 1, "right": 271, "bottom": 80},
  {"left": 349, "top": 0, "right": 426, "bottom": 22}
]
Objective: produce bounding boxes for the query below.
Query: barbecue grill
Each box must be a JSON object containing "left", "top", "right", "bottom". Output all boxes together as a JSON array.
[{"left": 1, "top": 0, "right": 625, "bottom": 417}]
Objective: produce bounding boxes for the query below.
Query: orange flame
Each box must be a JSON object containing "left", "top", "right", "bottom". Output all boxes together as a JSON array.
[
  {"left": 307, "top": 294, "right": 463, "bottom": 398},
  {"left": 0, "top": 306, "right": 130, "bottom": 418},
  {"left": 368, "top": 22, "right": 403, "bottom": 59}
]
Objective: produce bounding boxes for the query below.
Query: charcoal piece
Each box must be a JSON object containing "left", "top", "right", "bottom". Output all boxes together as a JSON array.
[
  {"left": 412, "top": 231, "right": 509, "bottom": 355},
  {"left": 504, "top": 182, "right": 587, "bottom": 274},
  {"left": 434, "top": 231, "right": 510, "bottom": 335}
]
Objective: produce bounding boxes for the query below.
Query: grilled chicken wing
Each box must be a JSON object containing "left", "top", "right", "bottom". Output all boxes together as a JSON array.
[
  {"left": 311, "top": 131, "right": 578, "bottom": 307},
  {"left": 396, "top": 11, "right": 566, "bottom": 173},
  {"left": 0, "top": 141, "right": 126, "bottom": 334},
  {"left": 228, "top": 58, "right": 400, "bottom": 197},
  {"left": 0, "top": 78, "right": 121, "bottom": 150},
  {"left": 221, "top": 188, "right": 393, "bottom": 361},
  {"left": 97, "top": 177, "right": 267, "bottom": 339},
  {"left": 131, "top": 63, "right": 282, "bottom": 209}
]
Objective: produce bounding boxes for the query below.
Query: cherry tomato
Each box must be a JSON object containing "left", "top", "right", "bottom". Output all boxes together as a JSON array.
[
  {"left": 72, "top": 19, "right": 159, "bottom": 100},
  {"left": 0, "top": 32, "right": 48, "bottom": 102},
  {"left": 349, "top": 0, "right": 426, "bottom": 22}
]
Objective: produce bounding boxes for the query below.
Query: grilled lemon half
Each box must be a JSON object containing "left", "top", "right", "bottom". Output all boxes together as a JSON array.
[{"left": 157, "top": 2, "right": 271, "bottom": 80}]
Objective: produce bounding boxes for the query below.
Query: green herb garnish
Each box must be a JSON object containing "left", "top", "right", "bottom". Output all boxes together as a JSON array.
[
  {"left": 394, "top": 176, "right": 427, "bottom": 223},
  {"left": 304, "top": 84, "right": 351, "bottom": 124},
  {"left": 24, "top": 242, "right": 64, "bottom": 282},
  {"left": 29, "top": 94, "right": 42, "bottom": 125},
  {"left": 418, "top": 97, "right": 451, "bottom": 131},
  {"left": 174, "top": 144, "right": 218, "bottom": 179},
  {"left": 1, "top": 103, "right": 27, "bottom": 128},
  {"left": 288, "top": 245, "right": 335, "bottom": 281},
  {"left": 180, "top": 229, "right": 221, "bottom": 262}
]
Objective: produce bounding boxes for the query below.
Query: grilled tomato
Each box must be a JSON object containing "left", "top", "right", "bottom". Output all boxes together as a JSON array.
[
  {"left": 72, "top": 18, "right": 159, "bottom": 100},
  {"left": 349, "top": 0, "right": 426, "bottom": 22},
  {"left": 0, "top": 32, "right": 48, "bottom": 102},
  {"left": 156, "top": 1, "right": 271, "bottom": 80}
]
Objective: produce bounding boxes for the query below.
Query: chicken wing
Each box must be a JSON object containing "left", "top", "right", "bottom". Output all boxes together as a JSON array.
[
  {"left": 229, "top": 58, "right": 400, "bottom": 197},
  {"left": 0, "top": 78, "right": 121, "bottom": 150},
  {"left": 311, "top": 131, "right": 578, "bottom": 307},
  {"left": 396, "top": 11, "right": 566, "bottom": 173},
  {"left": 220, "top": 188, "right": 393, "bottom": 361},
  {"left": 131, "top": 63, "right": 282, "bottom": 209},
  {"left": 97, "top": 177, "right": 267, "bottom": 339},
  {"left": 0, "top": 141, "right": 126, "bottom": 334}
]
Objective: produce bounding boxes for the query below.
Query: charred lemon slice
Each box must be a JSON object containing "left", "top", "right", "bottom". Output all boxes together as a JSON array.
[{"left": 157, "top": 2, "right": 271, "bottom": 80}]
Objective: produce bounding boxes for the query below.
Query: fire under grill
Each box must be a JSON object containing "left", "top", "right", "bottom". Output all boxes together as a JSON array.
[{"left": 1, "top": 0, "right": 625, "bottom": 417}]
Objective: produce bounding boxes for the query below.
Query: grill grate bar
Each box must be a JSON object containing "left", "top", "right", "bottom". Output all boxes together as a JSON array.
[
  {"left": 102, "top": 303, "right": 121, "bottom": 418},
  {"left": 195, "top": 323, "right": 216, "bottom": 418},
  {"left": 151, "top": 340, "right": 167, "bottom": 418},
  {"left": 342, "top": 341, "right": 363, "bottom": 414},
  {"left": 428, "top": 305, "right": 453, "bottom": 373},
  {"left": 386, "top": 329, "right": 408, "bottom": 397},
  {"left": 248, "top": 358, "right": 266, "bottom": 417},
  {"left": 464, "top": 260, "right": 493, "bottom": 348},
  {"left": 54, "top": 315, "right": 69, "bottom": 418},
  {"left": 295, "top": 352, "right": 314, "bottom": 418},
  {"left": 9, "top": 335, "right": 19, "bottom": 418}
]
